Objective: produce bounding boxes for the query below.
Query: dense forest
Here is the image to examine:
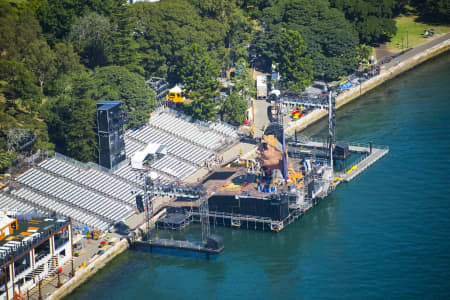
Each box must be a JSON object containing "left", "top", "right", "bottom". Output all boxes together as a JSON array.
[{"left": 0, "top": 0, "right": 448, "bottom": 168}]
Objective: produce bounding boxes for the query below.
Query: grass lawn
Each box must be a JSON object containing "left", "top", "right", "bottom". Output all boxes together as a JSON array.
[{"left": 387, "top": 15, "right": 450, "bottom": 52}]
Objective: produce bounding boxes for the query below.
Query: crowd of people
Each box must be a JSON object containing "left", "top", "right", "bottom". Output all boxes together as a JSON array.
[{"left": 203, "top": 155, "right": 225, "bottom": 170}]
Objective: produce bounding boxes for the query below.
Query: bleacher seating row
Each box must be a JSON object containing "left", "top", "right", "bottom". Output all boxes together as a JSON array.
[
  {"left": 209, "top": 122, "right": 239, "bottom": 138},
  {"left": 16, "top": 168, "right": 134, "bottom": 225},
  {"left": 12, "top": 188, "right": 110, "bottom": 231},
  {"left": 126, "top": 126, "right": 213, "bottom": 165},
  {"left": 0, "top": 192, "right": 44, "bottom": 215},
  {"left": 194, "top": 119, "right": 239, "bottom": 138},
  {"left": 148, "top": 111, "right": 230, "bottom": 151},
  {"left": 124, "top": 138, "right": 144, "bottom": 157},
  {"left": 150, "top": 155, "right": 197, "bottom": 180},
  {"left": 38, "top": 158, "right": 139, "bottom": 206},
  {"left": 164, "top": 107, "right": 239, "bottom": 138},
  {"left": 0, "top": 190, "right": 110, "bottom": 231}
]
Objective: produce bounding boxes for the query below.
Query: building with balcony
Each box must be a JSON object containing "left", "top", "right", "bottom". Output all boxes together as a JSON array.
[{"left": 0, "top": 213, "right": 73, "bottom": 300}]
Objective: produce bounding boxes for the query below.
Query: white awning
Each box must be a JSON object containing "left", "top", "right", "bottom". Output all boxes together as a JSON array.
[
  {"left": 169, "top": 85, "right": 182, "bottom": 93},
  {"left": 131, "top": 143, "right": 167, "bottom": 169}
]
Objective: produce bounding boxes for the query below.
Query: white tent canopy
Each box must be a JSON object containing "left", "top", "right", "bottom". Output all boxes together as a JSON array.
[
  {"left": 169, "top": 85, "right": 182, "bottom": 93},
  {"left": 131, "top": 143, "right": 167, "bottom": 170}
]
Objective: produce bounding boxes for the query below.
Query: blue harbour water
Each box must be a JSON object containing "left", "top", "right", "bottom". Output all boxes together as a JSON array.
[{"left": 66, "top": 53, "right": 450, "bottom": 300}]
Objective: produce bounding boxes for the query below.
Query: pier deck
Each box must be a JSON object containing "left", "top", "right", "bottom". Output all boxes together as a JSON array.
[
  {"left": 338, "top": 148, "right": 389, "bottom": 182},
  {"left": 292, "top": 140, "right": 373, "bottom": 154}
]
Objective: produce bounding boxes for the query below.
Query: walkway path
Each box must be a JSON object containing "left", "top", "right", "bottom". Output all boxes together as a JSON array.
[{"left": 383, "top": 33, "right": 449, "bottom": 69}]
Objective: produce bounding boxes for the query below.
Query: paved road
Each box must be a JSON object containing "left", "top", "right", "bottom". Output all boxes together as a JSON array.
[
  {"left": 253, "top": 99, "right": 270, "bottom": 137},
  {"left": 383, "top": 33, "right": 449, "bottom": 69},
  {"left": 374, "top": 44, "right": 395, "bottom": 61}
]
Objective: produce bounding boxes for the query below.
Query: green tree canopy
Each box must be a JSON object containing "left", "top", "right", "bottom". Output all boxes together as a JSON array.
[
  {"left": 125, "top": 0, "right": 227, "bottom": 82},
  {"left": 178, "top": 44, "right": 219, "bottom": 92},
  {"left": 53, "top": 43, "right": 84, "bottom": 77},
  {"left": 178, "top": 44, "right": 219, "bottom": 121},
  {"left": 69, "top": 12, "right": 112, "bottom": 68},
  {"left": 251, "top": 0, "right": 359, "bottom": 80},
  {"left": 220, "top": 91, "right": 248, "bottom": 125},
  {"left": 37, "top": 0, "right": 125, "bottom": 44},
  {"left": 0, "top": 4, "right": 42, "bottom": 61},
  {"left": 411, "top": 0, "right": 450, "bottom": 24},
  {"left": 110, "top": 5, "right": 142, "bottom": 74},
  {"left": 330, "top": 0, "right": 397, "bottom": 45},
  {"left": 41, "top": 71, "right": 97, "bottom": 162},
  {"left": 24, "top": 39, "right": 56, "bottom": 97},
  {"left": 278, "top": 30, "right": 313, "bottom": 92},
  {"left": 92, "top": 66, "right": 157, "bottom": 128},
  {"left": 232, "top": 58, "right": 256, "bottom": 102},
  {"left": 184, "top": 90, "right": 218, "bottom": 122},
  {"left": 0, "top": 59, "right": 41, "bottom": 112}
]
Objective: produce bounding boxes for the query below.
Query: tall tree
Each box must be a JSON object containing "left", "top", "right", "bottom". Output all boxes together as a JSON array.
[
  {"left": 53, "top": 42, "right": 83, "bottom": 77},
  {"left": 411, "top": 0, "right": 450, "bottom": 23},
  {"left": 24, "top": 39, "right": 56, "bottom": 97},
  {"left": 110, "top": 6, "right": 142, "bottom": 74},
  {"left": 220, "top": 91, "right": 248, "bottom": 125},
  {"left": 178, "top": 43, "right": 219, "bottom": 92},
  {"left": 37, "top": 0, "right": 124, "bottom": 44},
  {"left": 129, "top": 0, "right": 227, "bottom": 81},
  {"left": 252, "top": 0, "right": 359, "bottom": 79},
  {"left": 0, "top": 4, "right": 42, "bottom": 61},
  {"left": 232, "top": 58, "right": 256, "bottom": 103},
  {"left": 92, "top": 66, "right": 157, "bottom": 128},
  {"left": 69, "top": 12, "right": 112, "bottom": 68},
  {"left": 185, "top": 90, "right": 218, "bottom": 122},
  {"left": 281, "top": 0, "right": 359, "bottom": 80},
  {"left": 330, "top": 0, "right": 397, "bottom": 44},
  {"left": 178, "top": 43, "right": 219, "bottom": 121},
  {"left": 0, "top": 151, "right": 16, "bottom": 171},
  {"left": 278, "top": 30, "right": 313, "bottom": 92},
  {"left": 0, "top": 59, "right": 41, "bottom": 112},
  {"left": 65, "top": 95, "right": 97, "bottom": 162},
  {"left": 250, "top": 23, "right": 283, "bottom": 72},
  {"left": 42, "top": 71, "right": 98, "bottom": 162},
  {"left": 189, "top": 0, "right": 253, "bottom": 65}
]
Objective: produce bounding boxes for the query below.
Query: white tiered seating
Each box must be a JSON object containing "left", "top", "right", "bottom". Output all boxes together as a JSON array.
[
  {"left": 150, "top": 156, "right": 197, "bottom": 180},
  {"left": 38, "top": 158, "right": 140, "bottom": 206},
  {"left": 148, "top": 111, "right": 226, "bottom": 151},
  {"left": 11, "top": 188, "right": 109, "bottom": 231},
  {"left": 124, "top": 138, "right": 144, "bottom": 157},
  {"left": 16, "top": 169, "right": 134, "bottom": 225},
  {"left": 209, "top": 122, "right": 239, "bottom": 138},
  {"left": 0, "top": 192, "right": 44, "bottom": 214},
  {"left": 126, "top": 126, "right": 213, "bottom": 165}
]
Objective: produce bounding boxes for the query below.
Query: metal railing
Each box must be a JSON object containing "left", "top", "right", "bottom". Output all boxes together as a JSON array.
[
  {"left": 53, "top": 152, "right": 127, "bottom": 174},
  {"left": 0, "top": 219, "right": 70, "bottom": 267}
]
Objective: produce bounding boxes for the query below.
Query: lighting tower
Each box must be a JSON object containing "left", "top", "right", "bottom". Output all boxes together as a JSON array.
[
  {"left": 326, "top": 90, "right": 336, "bottom": 168},
  {"left": 142, "top": 172, "right": 152, "bottom": 241}
]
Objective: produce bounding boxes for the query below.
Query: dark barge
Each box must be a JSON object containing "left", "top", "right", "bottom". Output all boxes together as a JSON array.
[{"left": 132, "top": 235, "right": 224, "bottom": 259}]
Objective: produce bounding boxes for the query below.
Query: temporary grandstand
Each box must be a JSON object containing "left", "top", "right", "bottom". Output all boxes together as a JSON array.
[{"left": 0, "top": 108, "right": 240, "bottom": 233}]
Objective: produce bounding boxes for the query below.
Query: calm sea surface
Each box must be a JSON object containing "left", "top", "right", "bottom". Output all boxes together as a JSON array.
[{"left": 66, "top": 53, "right": 450, "bottom": 300}]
